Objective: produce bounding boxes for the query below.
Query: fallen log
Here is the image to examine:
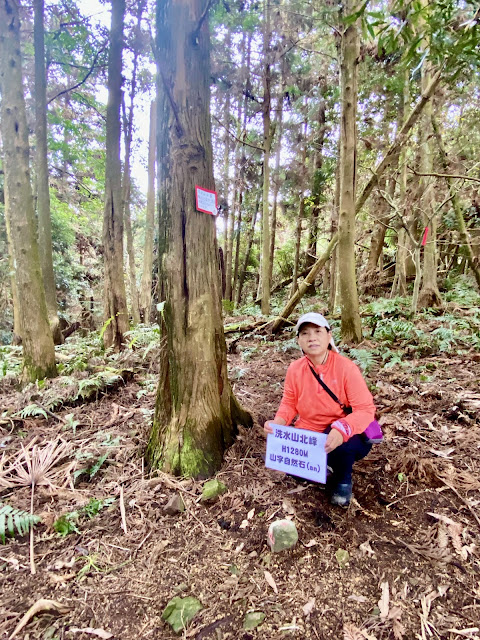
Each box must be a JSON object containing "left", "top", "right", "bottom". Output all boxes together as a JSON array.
[{"left": 224, "top": 319, "right": 265, "bottom": 334}]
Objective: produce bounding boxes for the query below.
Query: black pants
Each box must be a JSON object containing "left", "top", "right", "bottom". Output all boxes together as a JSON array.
[{"left": 327, "top": 432, "right": 372, "bottom": 485}]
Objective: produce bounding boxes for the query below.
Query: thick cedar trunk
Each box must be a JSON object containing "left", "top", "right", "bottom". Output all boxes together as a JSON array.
[
  {"left": 0, "top": 0, "right": 57, "bottom": 381},
  {"left": 102, "top": 0, "right": 129, "bottom": 350},
  {"left": 260, "top": 0, "right": 272, "bottom": 315},
  {"left": 34, "top": 0, "right": 62, "bottom": 344},
  {"left": 139, "top": 101, "right": 157, "bottom": 321},
  {"left": 338, "top": 0, "right": 362, "bottom": 343},
  {"left": 147, "top": 0, "right": 252, "bottom": 478}
]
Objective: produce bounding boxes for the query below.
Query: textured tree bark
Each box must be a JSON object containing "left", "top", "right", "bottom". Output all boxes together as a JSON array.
[
  {"left": 338, "top": 0, "right": 362, "bottom": 343},
  {"left": 147, "top": 0, "right": 252, "bottom": 478},
  {"left": 34, "top": 0, "right": 62, "bottom": 345},
  {"left": 102, "top": 0, "right": 129, "bottom": 350},
  {"left": 139, "top": 100, "right": 157, "bottom": 322},
  {"left": 0, "top": 0, "right": 57, "bottom": 381}
]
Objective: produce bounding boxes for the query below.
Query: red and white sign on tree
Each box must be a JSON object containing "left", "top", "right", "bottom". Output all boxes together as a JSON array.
[{"left": 195, "top": 185, "right": 218, "bottom": 216}]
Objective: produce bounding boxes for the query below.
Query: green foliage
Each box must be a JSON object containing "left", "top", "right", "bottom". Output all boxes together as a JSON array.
[
  {"left": 16, "top": 404, "right": 48, "bottom": 420},
  {"left": 0, "top": 503, "right": 41, "bottom": 544},
  {"left": 444, "top": 275, "right": 480, "bottom": 306},
  {"left": 54, "top": 496, "right": 115, "bottom": 537},
  {"left": 374, "top": 318, "right": 417, "bottom": 343},
  {"left": 73, "top": 451, "right": 110, "bottom": 484},
  {"left": 349, "top": 348, "right": 377, "bottom": 374}
]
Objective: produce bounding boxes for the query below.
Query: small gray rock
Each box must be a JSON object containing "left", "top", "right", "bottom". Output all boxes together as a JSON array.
[
  {"left": 164, "top": 493, "right": 185, "bottom": 515},
  {"left": 267, "top": 519, "right": 298, "bottom": 552}
]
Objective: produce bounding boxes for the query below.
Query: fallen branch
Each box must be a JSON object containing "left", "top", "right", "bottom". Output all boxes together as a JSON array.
[
  {"left": 271, "top": 234, "right": 338, "bottom": 333},
  {"left": 254, "top": 266, "right": 312, "bottom": 305},
  {"left": 9, "top": 599, "right": 70, "bottom": 639}
]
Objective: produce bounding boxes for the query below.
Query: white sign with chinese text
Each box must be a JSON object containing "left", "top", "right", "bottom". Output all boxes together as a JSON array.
[
  {"left": 266, "top": 424, "right": 328, "bottom": 484},
  {"left": 195, "top": 185, "right": 218, "bottom": 215}
]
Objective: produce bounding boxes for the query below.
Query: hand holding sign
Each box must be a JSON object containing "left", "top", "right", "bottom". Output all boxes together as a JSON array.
[{"left": 265, "top": 424, "right": 328, "bottom": 484}]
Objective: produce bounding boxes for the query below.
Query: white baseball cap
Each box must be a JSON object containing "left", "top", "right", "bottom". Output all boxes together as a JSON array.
[{"left": 295, "top": 312, "right": 330, "bottom": 334}]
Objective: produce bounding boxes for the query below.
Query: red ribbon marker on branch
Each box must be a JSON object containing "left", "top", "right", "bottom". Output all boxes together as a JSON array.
[{"left": 421, "top": 227, "right": 429, "bottom": 246}]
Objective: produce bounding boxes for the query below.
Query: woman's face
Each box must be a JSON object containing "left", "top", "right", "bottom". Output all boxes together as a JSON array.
[{"left": 297, "top": 323, "right": 331, "bottom": 357}]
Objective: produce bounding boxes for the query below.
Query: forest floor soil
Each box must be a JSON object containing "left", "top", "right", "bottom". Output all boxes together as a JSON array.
[{"left": 1, "top": 332, "right": 480, "bottom": 640}]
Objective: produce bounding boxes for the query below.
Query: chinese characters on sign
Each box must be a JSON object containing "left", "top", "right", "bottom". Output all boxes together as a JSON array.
[
  {"left": 195, "top": 185, "right": 218, "bottom": 215},
  {"left": 265, "top": 424, "right": 328, "bottom": 484}
]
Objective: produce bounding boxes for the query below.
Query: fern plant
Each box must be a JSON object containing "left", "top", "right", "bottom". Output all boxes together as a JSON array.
[
  {"left": 0, "top": 503, "right": 41, "bottom": 544},
  {"left": 349, "top": 348, "right": 377, "bottom": 374}
]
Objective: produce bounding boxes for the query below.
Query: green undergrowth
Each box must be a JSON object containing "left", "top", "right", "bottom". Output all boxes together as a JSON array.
[
  {"left": 53, "top": 496, "right": 116, "bottom": 537},
  {"left": 0, "top": 502, "right": 41, "bottom": 544}
]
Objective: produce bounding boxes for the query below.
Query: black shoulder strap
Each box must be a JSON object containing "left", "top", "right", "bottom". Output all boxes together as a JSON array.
[{"left": 308, "top": 364, "right": 351, "bottom": 414}]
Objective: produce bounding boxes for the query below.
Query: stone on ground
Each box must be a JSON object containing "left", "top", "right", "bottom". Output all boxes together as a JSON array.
[
  {"left": 201, "top": 478, "right": 227, "bottom": 502},
  {"left": 164, "top": 493, "right": 185, "bottom": 515},
  {"left": 267, "top": 519, "right": 298, "bottom": 552}
]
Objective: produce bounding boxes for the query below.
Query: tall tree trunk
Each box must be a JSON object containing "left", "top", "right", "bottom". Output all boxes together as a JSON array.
[
  {"left": 147, "top": 0, "right": 252, "bottom": 478},
  {"left": 102, "top": 0, "right": 129, "bottom": 349},
  {"left": 418, "top": 57, "right": 442, "bottom": 308},
  {"left": 291, "top": 112, "right": 308, "bottom": 296},
  {"left": 236, "top": 189, "right": 261, "bottom": 305},
  {"left": 260, "top": 0, "right": 273, "bottom": 315},
  {"left": 269, "top": 65, "right": 285, "bottom": 288},
  {"left": 291, "top": 196, "right": 305, "bottom": 296},
  {"left": 34, "top": 0, "right": 62, "bottom": 344},
  {"left": 0, "top": 0, "right": 57, "bottom": 381},
  {"left": 391, "top": 68, "right": 410, "bottom": 298},
  {"left": 139, "top": 100, "right": 157, "bottom": 321},
  {"left": 122, "top": 3, "right": 144, "bottom": 326},
  {"left": 223, "top": 31, "right": 233, "bottom": 300},
  {"left": 338, "top": 0, "right": 362, "bottom": 343},
  {"left": 306, "top": 73, "right": 327, "bottom": 295},
  {"left": 329, "top": 143, "right": 341, "bottom": 313}
]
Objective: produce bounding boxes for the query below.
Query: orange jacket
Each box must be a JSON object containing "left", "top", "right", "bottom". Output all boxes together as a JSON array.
[{"left": 274, "top": 352, "right": 376, "bottom": 441}]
